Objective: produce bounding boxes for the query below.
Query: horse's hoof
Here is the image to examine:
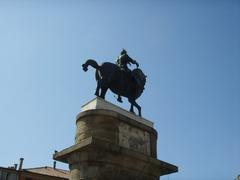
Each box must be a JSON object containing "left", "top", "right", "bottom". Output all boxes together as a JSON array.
[{"left": 130, "top": 111, "right": 135, "bottom": 115}]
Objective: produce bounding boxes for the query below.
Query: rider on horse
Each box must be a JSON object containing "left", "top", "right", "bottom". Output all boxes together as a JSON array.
[
  {"left": 116, "top": 49, "right": 139, "bottom": 71},
  {"left": 115, "top": 49, "right": 140, "bottom": 103}
]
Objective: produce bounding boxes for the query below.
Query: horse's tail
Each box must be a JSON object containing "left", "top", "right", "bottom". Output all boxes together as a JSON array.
[{"left": 82, "top": 59, "right": 100, "bottom": 72}]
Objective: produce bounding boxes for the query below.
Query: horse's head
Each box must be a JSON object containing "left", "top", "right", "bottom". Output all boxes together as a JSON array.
[{"left": 82, "top": 63, "right": 88, "bottom": 72}]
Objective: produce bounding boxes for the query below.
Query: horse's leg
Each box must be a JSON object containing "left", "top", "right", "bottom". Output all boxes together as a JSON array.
[
  {"left": 94, "top": 80, "right": 100, "bottom": 96},
  {"left": 99, "top": 76, "right": 112, "bottom": 99},
  {"left": 131, "top": 100, "right": 142, "bottom": 117},
  {"left": 117, "top": 95, "right": 123, "bottom": 103},
  {"left": 100, "top": 87, "right": 108, "bottom": 99},
  {"left": 99, "top": 80, "right": 109, "bottom": 99},
  {"left": 128, "top": 99, "right": 135, "bottom": 114},
  {"left": 95, "top": 79, "right": 105, "bottom": 97},
  {"left": 130, "top": 103, "right": 134, "bottom": 113}
]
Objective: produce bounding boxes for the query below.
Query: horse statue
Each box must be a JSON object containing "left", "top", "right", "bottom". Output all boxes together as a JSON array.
[{"left": 82, "top": 59, "right": 146, "bottom": 116}]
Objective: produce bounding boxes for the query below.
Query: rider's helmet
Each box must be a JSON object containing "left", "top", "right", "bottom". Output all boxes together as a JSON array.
[{"left": 120, "top": 49, "right": 127, "bottom": 55}]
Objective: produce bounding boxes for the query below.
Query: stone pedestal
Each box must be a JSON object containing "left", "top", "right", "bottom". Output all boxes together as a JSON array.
[{"left": 54, "top": 97, "right": 178, "bottom": 180}]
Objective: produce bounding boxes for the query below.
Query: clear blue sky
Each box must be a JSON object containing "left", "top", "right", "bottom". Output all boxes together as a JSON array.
[{"left": 0, "top": 0, "right": 239, "bottom": 179}]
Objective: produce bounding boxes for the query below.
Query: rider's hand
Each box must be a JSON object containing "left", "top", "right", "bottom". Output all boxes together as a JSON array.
[{"left": 136, "top": 62, "right": 139, "bottom": 68}]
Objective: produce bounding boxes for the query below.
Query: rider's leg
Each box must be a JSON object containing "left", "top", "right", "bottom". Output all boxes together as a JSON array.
[{"left": 130, "top": 103, "right": 134, "bottom": 113}]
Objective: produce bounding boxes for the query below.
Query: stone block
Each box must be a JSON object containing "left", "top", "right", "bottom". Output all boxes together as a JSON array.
[
  {"left": 54, "top": 137, "right": 177, "bottom": 180},
  {"left": 80, "top": 97, "right": 154, "bottom": 127},
  {"left": 75, "top": 109, "right": 157, "bottom": 157},
  {"left": 54, "top": 99, "right": 178, "bottom": 180}
]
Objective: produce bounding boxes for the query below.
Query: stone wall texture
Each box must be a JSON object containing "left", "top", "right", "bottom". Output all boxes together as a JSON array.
[
  {"left": 75, "top": 109, "right": 157, "bottom": 158},
  {"left": 54, "top": 109, "right": 178, "bottom": 180}
]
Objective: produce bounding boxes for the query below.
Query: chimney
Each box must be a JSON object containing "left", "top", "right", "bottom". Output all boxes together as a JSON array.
[
  {"left": 18, "top": 158, "right": 24, "bottom": 170},
  {"left": 53, "top": 161, "right": 57, "bottom": 169},
  {"left": 14, "top": 164, "right": 18, "bottom": 170},
  {"left": 53, "top": 150, "right": 58, "bottom": 169}
]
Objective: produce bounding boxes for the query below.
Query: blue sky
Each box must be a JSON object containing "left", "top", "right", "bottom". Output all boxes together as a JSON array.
[{"left": 0, "top": 0, "right": 239, "bottom": 179}]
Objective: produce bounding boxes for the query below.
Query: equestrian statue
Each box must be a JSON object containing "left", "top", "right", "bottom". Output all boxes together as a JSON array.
[{"left": 82, "top": 49, "right": 146, "bottom": 117}]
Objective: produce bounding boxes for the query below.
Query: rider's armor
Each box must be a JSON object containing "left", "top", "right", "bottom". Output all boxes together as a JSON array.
[{"left": 116, "top": 54, "right": 137, "bottom": 72}]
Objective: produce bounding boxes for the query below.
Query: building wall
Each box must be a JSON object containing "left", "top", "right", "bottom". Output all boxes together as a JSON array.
[
  {"left": 0, "top": 168, "right": 68, "bottom": 180},
  {"left": 19, "top": 172, "right": 68, "bottom": 180},
  {"left": 0, "top": 168, "right": 18, "bottom": 180}
]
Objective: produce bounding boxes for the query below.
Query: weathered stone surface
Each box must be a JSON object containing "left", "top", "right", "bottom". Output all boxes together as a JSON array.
[
  {"left": 119, "top": 122, "right": 150, "bottom": 155},
  {"left": 75, "top": 109, "right": 157, "bottom": 157},
  {"left": 54, "top": 137, "right": 178, "bottom": 180},
  {"left": 54, "top": 106, "right": 178, "bottom": 180}
]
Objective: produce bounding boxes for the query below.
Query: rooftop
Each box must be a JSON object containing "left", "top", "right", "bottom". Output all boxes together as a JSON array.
[{"left": 24, "top": 166, "right": 69, "bottom": 179}]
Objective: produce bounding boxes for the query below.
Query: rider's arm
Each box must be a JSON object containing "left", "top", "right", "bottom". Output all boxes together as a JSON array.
[{"left": 128, "top": 55, "right": 139, "bottom": 68}]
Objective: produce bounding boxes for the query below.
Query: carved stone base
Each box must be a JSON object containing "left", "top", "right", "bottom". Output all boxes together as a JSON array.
[{"left": 54, "top": 98, "right": 178, "bottom": 180}]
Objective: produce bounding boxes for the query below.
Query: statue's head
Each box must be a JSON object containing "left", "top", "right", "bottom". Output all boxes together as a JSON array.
[{"left": 120, "top": 49, "right": 127, "bottom": 55}]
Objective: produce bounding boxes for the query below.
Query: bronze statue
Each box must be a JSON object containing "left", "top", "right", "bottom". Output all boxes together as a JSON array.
[
  {"left": 115, "top": 49, "right": 140, "bottom": 103},
  {"left": 82, "top": 50, "right": 146, "bottom": 116},
  {"left": 116, "top": 49, "right": 139, "bottom": 71}
]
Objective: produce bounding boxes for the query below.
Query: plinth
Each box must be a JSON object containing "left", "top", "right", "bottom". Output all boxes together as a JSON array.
[{"left": 54, "top": 97, "right": 178, "bottom": 180}]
